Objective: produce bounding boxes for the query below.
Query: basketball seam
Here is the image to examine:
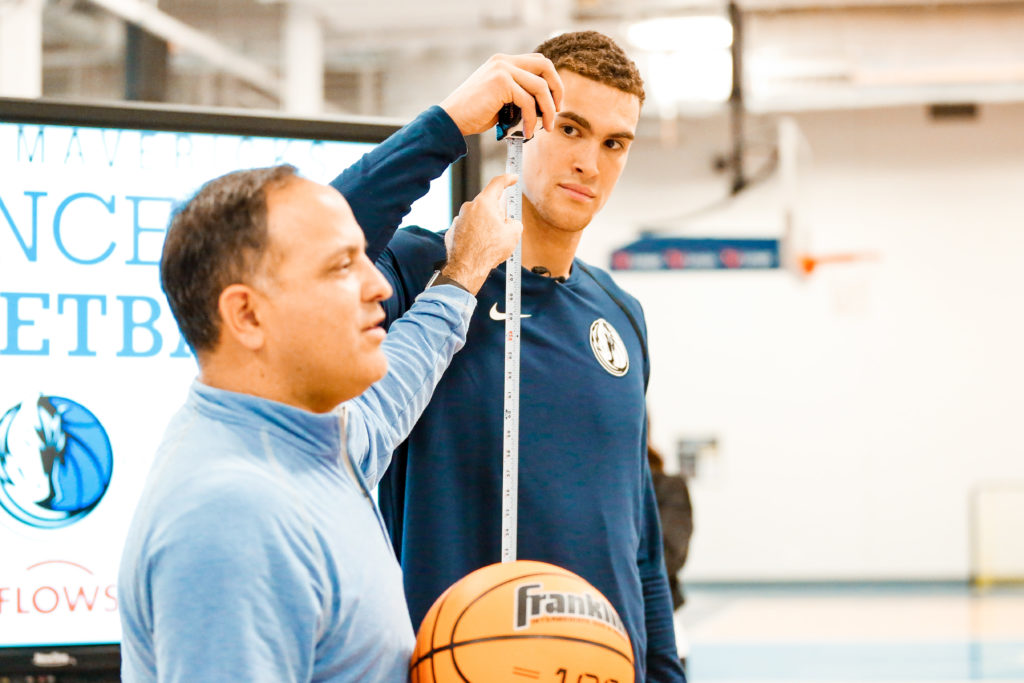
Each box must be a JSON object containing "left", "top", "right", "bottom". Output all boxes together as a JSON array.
[
  {"left": 417, "top": 632, "right": 634, "bottom": 666},
  {"left": 448, "top": 571, "right": 564, "bottom": 682},
  {"left": 428, "top": 585, "right": 450, "bottom": 683},
  {"left": 411, "top": 570, "right": 558, "bottom": 674}
]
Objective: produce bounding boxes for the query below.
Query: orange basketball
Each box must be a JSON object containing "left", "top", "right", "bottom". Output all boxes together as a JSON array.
[{"left": 410, "top": 560, "right": 634, "bottom": 683}]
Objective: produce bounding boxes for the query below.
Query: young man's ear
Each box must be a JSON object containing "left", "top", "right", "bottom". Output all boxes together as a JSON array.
[{"left": 217, "top": 284, "right": 265, "bottom": 350}]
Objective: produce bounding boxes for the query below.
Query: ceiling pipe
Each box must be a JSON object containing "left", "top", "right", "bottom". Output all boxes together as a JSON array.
[{"left": 727, "top": 0, "right": 746, "bottom": 194}]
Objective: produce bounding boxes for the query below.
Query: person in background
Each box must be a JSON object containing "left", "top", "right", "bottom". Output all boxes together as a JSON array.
[
  {"left": 648, "top": 440, "right": 694, "bottom": 611},
  {"left": 648, "top": 437, "right": 694, "bottom": 668}
]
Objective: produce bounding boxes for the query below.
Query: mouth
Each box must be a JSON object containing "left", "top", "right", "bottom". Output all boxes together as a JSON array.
[
  {"left": 363, "top": 313, "right": 387, "bottom": 338},
  {"left": 557, "top": 183, "right": 597, "bottom": 201},
  {"left": 363, "top": 327, "right": 386, "bottom": 345}
]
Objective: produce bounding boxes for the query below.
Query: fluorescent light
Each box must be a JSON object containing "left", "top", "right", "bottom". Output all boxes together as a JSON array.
[
  {"left": 627, "top": 15, "right": 733, "bottom": 53},
  {"left": 647, "top": 49, "right": 733, "bottom": 105}
]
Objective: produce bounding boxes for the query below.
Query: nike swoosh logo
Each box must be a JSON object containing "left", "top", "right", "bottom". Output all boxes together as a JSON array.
[{"left": 489, "top": 303, "right": 532, "bottom": 321}]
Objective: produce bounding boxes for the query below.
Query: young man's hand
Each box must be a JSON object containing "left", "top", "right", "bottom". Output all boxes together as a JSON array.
[
  {"left": 440, "top": 53, "right": 563, "bottom": 139},
  {"left": 441, "top": 174, "right": 522, "bottom": 295}
]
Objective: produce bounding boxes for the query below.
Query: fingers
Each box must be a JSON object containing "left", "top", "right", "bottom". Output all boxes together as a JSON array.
[
  {"left": 477, "top": 174, "right": 521, "bottom": 247},
  {"left": 502, "top": 53, "right": 564, "bottom": 109},
  {"left": 441, "top": 174, "right": 523, "bottom": 294},
  {"left": 513, "top": 89, "right": 540, "bottom": 141},
  {"left": 506, "top": 70, "right": 547, "bottom": 138},
  {"left": 508, "top": 218, "right": 524, "bottom": 242},
  {"left": 499, "top": 56, "right": 561, "bottom": 137},
  {"left": 508, "top": 54, "right": 563, "bottom": 133},
  {"left": 480, "top": 173, "right": 519, "bottom": 203},
  {"left": 455, "top": 174, "right": 515, "bottom": 228},
  {"left": 441, "top": 52, "right": 561, "bottom": 137},
  {"left": 538, "top": 56, "right": 564, "bottom": 113}
]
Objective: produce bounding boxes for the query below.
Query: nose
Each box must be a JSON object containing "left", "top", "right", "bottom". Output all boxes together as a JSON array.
[
  {"left": 363, "top": 258, "right": 393, "bottom": 303},
  {"left": 572, "top": 141, "right": 600, "bottom": 179}
]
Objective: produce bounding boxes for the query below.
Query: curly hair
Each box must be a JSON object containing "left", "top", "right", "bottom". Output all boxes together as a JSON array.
[
  {"left": 535, "top": 30, "right": 645, "bottom": 105},
  {"left": 160, "top": 164, "right": 298, "bottom": 353}
]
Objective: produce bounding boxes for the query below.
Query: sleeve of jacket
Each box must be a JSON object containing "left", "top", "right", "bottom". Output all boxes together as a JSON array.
[
  {"left": 329, "top": 105, "right": 467, "bottom": 264},
  {"left": 346, "top": 285, "right": 476, "bottom": 486}
]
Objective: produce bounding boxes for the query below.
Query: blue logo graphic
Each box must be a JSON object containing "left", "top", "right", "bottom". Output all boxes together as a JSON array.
[{"left": 0, "top": 396, "right": 113, "bottom": 529}]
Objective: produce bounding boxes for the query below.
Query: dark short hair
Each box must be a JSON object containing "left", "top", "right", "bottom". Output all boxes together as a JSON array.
[
  {"left": 161, "top": 164, "right": 298, "bottom": 353},
  {"left": 535, "top": 31, "right": 645, "bottom": 105}
]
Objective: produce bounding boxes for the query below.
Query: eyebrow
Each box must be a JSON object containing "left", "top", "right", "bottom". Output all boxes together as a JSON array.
[
  {"left": 559, "top": 111, "right": 635, "bottom": 141},
  {"left": 322, "top": 240, "right": 365, "bottom": 264}
]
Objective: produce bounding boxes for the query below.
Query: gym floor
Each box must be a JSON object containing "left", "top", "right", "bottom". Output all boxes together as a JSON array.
[{"left": 679, "top": 583, "right": 1024, "bottom": 682}]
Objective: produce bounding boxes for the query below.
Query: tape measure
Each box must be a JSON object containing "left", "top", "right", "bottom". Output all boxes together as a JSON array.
[{"left": 497, "top": 104, "right": 525, "bottom": 563}]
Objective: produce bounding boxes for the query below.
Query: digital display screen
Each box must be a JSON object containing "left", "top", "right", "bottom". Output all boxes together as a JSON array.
[{"left": 0, "top": 100, "right": 456, "bottom": 653}]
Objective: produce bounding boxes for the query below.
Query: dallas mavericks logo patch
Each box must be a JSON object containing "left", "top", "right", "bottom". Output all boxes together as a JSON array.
[
  {"left": 0, "top": 396, "right": 113, "bottom": 529},
  {"left": 589, "top": 319, "right": 629, "bottom": 377}
]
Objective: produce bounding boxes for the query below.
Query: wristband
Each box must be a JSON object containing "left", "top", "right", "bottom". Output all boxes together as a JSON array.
[{"left": 425, "top": 269, "right": 470, "bottom": 293}]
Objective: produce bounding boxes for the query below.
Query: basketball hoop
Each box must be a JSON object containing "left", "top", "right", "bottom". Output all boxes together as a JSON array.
[{"left": 796, "top": 251, "right": 880, "bottom": 276}]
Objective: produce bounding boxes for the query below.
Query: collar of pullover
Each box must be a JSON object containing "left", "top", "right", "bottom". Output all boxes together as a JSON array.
[{"left": 188, "top": 380, "right": 344, "bottom": 459}]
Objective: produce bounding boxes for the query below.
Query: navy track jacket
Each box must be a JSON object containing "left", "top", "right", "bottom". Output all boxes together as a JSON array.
[{"left": 332, "top": 106, "right": 685, "bottom": 682}]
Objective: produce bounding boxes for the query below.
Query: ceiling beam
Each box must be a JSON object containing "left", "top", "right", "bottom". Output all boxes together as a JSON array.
[{"left": 85, "top": 0, "right": 283, "bottom": 99}]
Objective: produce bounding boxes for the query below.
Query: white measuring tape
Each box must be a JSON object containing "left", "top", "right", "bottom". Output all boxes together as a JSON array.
[{"left": 499, "top": 105, "right": 525, "bottom": 563}]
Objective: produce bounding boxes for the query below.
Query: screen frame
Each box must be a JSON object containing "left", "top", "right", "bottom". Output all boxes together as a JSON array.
[
  {"left": 0, "top": 95, "right": 480, "bottom": 220},
  {"left": 0, "top": 95, "right": 477, "bottom": 676},
  {"left": 0, "top": 644, "right": 120, "bottom": 676}
]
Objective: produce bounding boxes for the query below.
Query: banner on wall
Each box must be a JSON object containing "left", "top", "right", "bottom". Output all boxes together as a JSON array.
[{"left": 610, "top": 236, "right": 782, "bottom": 271}]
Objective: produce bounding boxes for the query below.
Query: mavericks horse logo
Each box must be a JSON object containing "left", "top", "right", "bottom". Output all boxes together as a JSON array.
[
  {"left": 589, "top": 318, "right": 629, "bottom": 377},
  {"left": 0, "top": 396, "right": 113, "bottom": 529}
]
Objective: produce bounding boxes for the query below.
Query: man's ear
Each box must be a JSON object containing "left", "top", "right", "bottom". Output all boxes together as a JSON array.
[{"left": 217, "top": 284, "right": 265, "bottom": 351}]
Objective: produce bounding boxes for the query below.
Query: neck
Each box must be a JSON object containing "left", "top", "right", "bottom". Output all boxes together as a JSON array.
[
  {"left": 199, "top": 349, "right": 312, "bottom": 412},
  {"left": 199, "top": 352, "right": 267, "bottom": 402},
  {"left": 199, "top": 340, "right": 354, "bottom": 414},
  {"left": 521, "top": 199, "right": 583, "bottom": 280}
]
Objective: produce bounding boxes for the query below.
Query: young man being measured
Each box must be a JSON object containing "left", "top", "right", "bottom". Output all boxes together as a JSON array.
[{"left": 333, "top": 34, "right": 686, "bottom": 682}]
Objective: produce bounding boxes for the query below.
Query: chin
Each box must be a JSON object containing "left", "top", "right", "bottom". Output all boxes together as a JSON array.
[
  {"left": 545, "top": 202, "right": 596, "bottom": 232},
  {"left": 330, "top": 357, "right": 389, "bottom": 408},
  {"left": 367, "top": 354, "right": 389, "bottom": 383},
  {"left": 550, "top": 212, "right": 593, "bottom": 234}
]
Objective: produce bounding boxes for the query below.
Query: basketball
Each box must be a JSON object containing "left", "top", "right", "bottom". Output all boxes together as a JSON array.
[{"left": 410, "top": 560, "right": 634, "bottom": 683}]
